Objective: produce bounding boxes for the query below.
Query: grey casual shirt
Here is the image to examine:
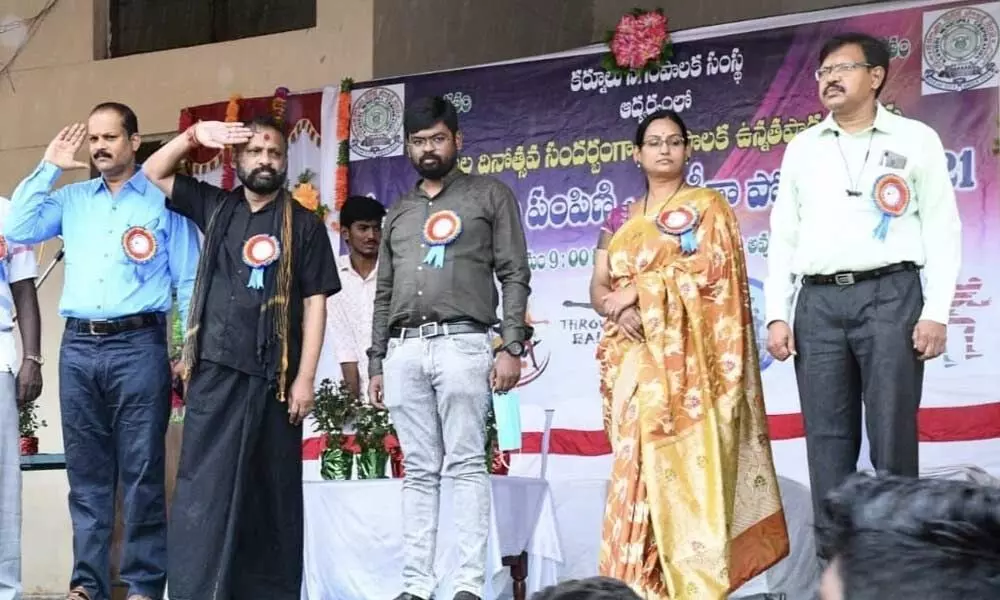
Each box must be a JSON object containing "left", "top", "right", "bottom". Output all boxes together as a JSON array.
[{"left": 367, "top": 167, "right": 531, "bottom": 378}]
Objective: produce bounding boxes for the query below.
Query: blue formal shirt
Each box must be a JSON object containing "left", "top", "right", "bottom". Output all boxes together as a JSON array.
[{"left": 4, "top": 161, "right": 200, "bottom": 324}]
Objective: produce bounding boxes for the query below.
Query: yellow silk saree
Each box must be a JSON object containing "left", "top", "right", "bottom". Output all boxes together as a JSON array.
[{"left": 596, "top": 186, "right": 789, "bottom": 599}]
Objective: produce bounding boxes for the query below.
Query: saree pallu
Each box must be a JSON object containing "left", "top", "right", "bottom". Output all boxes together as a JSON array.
[{"left": 596, "top": 187, "right": 789, "bottom": 599}]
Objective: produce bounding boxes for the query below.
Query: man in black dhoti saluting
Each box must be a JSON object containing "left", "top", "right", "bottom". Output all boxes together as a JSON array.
[{"left": 143, "top": 115, "right": 341, "bottom": 599}]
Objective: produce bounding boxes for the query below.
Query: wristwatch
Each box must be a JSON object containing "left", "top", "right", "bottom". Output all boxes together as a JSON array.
[
  {"left": 502, "top": 341, "right": 527, "bottom": 357},
  {"left": 25, "top": 354, "right": 44, "bottom": 366}
]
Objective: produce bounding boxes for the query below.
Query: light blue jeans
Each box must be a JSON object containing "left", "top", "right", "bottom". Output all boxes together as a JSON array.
[
  {"left": 382, "top": 332, "right": 493, "bottom": 599},
  {"left": 0, "top": 372, "right": 20, "bottom": 600}
]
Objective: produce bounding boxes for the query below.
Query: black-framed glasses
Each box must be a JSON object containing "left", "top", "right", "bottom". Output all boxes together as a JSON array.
[{"left": 815, "top": 62, "right": 873, "bottom": 81}]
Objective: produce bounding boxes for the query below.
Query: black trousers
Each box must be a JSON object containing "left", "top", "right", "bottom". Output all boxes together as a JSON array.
[
  {"left": 793, "top": 269, "right": 924, "bottom": 528},
  {"left": 167, "top": 361, "right": 303, "bottom": 600}
]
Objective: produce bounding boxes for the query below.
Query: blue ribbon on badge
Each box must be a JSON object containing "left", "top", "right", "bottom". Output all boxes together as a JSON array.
[
  {"left": 873, "top": 215, "right": 891, "bottom": 241},
  {"left": 679, "top": 230, "right": 698, "bottom": 254},
  {"left": 492, "top": 391, "right": 522, "bottom": 451},
  {"left": 248, "top": 267, "right": 266, "bottom": 289},
  {"left": 423, "top": 245, "right": 446, "bottom": 268}
]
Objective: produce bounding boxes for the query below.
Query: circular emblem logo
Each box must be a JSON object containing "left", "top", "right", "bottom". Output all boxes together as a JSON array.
[
  {"left": 423, "top": 210, "right": 463, "bottom": 246},
  {"left": 655, "top": 206, "right": 698, "bottom": 236},
  {"left": 350, "top": 87, "right": 404, "bottom": 160},
  {"left": 872, "top": 174, "right": 911, "bottom": 217},
  {"left": 121, "top": 226, "right": 157, "bottom": 264},
  {"left": 747, "top": 278, "right": 774, "bottom": 372},
  {"left": 923, "top": 7, "right": 1000, "bottom": 92},
  {"left": 242, "top": 234, "right": 281, "bottom": 268}
]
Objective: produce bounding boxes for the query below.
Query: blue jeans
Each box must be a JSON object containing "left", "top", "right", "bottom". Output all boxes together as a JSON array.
[{"left": 59, "top": 320, "right": 171, "bottom": 600}]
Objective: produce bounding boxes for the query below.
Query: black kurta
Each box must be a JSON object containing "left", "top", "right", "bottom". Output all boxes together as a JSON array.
[{"left": 165, "top": 175, "right": 340, "bottom": 600}]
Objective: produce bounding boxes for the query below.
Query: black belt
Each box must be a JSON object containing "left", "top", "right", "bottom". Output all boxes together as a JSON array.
[
  {"left": 389, "top": 321, "right": 488, "bottom": 340},
  {"left": 67, "top": 312, "right": 164, "bottom": 336},
  {"left": 801, "top": 261, "right": 918, "bottom": 286}
]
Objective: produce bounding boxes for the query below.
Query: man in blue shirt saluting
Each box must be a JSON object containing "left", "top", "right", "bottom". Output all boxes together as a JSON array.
[{"left": 4, "top": 102, "right": 200, "bottom": 600}]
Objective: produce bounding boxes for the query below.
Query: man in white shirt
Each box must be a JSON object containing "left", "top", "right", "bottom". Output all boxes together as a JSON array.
[
  {"left": 327, "top": 195, "right": 386, "bottom": 398},
  {"left": 0, "top": 197, "right": 43, "bottom": 600},
  {"left": 765, "top": 33, "right": 962, "bottom": 525}
]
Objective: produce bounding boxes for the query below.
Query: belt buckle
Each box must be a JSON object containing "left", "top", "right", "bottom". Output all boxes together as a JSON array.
[
  {"left": 418, "top": 322, "right": 441, "bottom": 339},
  {"left": 834, "top": 272, "right": 855, "bottom": 286},
  {"left": 88, "top": 320, "right": 109, "bottom": 335}
]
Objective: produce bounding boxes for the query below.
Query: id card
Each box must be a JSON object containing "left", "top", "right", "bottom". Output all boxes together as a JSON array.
[{"left": 492, "top": 391, "right": 522, "bottom": 451}]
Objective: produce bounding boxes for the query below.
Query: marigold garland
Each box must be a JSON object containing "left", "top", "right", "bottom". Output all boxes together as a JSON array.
[
  {"left": 334, "top": 77, "right": 353, "bottom": 213},
  {"left": 222, "top": 94, "right": 241, "bottom": 190}
]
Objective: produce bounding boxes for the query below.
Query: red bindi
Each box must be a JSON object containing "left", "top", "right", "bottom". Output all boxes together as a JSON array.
[{"left": 263, "top": 133, "right": 271, "bottom": 141}]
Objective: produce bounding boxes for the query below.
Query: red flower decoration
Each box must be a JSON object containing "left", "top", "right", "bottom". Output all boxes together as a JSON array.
[{"left": 603, "top": 9, "right": 672, "bottom": 75}]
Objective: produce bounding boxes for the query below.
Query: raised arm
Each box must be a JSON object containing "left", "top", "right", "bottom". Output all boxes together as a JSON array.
[
  {"left": 143, "top": 121, "right": 254, "bottom": 198},
  {"left": 5, "top": 124, "right": 90, "bottom": 244}
]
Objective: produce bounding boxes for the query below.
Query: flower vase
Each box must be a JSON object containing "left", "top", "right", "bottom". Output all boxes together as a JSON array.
[
  {"left": 320, "top": 446, "right": 353, "bottom": 480},
  {"left": 19, "top": 436, "right": 39, "bottom": 456},
  {"left": 357, "top": 447, "right": 389, "bottom": 479}
]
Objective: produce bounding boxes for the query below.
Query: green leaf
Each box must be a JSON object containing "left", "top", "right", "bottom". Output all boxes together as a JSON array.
[{"left": 339, "top": 77, "right": 354, "bottom": 93}]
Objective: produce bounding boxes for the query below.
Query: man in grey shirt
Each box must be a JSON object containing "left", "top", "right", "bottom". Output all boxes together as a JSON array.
[{"left": 368, "top": 96, "right": 531, "bottom": 600}]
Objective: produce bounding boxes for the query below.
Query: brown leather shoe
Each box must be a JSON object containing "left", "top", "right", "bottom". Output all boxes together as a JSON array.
[{"left": 66, "top": 588, "right": 90, "bottom": 600}]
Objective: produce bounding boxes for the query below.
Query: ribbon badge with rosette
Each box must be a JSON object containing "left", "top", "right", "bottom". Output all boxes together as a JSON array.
[
  {"left": 871, "top": 173, "right": 912, "bottom": 240},
  {"left": 122, "top": 226, "right": 158, "bottom": 265},
  {"left": 422, "top": 210, "right": 463, "bottom": 268},
  {"left": 242, "top": 234, "right": 281, "bottom": 289},
  {"left": 655, "top": 205, "right": 700, "bottom": 254}
]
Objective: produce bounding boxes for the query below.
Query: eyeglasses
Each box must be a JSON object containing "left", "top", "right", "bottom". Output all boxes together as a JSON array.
[
  {"left": 407, "top": 134, "right": 451, "bottom": 149},
  {"left": 642, "top": 136, "right": 686, "bottom": 149},
  {"left": 815, "top": 62, "right": 872, "bottom": 81}
]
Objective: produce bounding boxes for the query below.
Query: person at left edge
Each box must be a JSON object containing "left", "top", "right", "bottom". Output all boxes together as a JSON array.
[{"left": 3, "top": 102, "right": 201, "bottom": 600}]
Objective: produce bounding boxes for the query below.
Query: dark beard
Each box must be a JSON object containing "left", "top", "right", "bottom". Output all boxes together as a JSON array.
[
  {"left": 238, "top": 165, "right": 287, "bottom": 195},
  {"left": 413, "top": 152, "right": 456, "bottom": 181}
]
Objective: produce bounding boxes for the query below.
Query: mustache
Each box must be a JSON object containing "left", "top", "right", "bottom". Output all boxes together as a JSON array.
[
  {"left": 251, "top": 166, "right": 279, "bottom": 177},
  {"left": 93, "top": 151, "right": 112, "bottom": 160},
  {"left": 825, "top": 84, "right": 845, "bottom": 95},
  {"left": 419, "top": 153, "right": 442, "bottom": 162}
]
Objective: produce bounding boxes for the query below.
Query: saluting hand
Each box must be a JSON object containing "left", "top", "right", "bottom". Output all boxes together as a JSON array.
[
  {"left": 190, "top": 121, "right": 254, "bottom": 149},
  {"left": 43, "top": 124, "right": 89, "bottom": 170}
]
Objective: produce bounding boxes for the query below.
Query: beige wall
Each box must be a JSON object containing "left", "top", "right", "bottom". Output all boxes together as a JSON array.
[{"left": 1, "top": 0, "right": 374, "bottom": 594}]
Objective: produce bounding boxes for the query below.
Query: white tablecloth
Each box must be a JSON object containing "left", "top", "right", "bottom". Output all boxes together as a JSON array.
[{"left": 302, "top": 476, "right": 563, "bottom": 599}]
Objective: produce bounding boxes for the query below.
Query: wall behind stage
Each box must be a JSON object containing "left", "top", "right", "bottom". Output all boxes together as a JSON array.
[{"left": 345, "top": 0, "right": 1000, "bottom": 483}]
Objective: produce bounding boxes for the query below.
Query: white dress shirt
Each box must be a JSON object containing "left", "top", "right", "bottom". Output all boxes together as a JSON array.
[
  {"left": 326, "top": 254, "right": 378, "bottom": 393},
  {"left": 765, "top": 103, "right": 962, "bottom": 326},
  {"left": 0, "top": 198, "right": 37, "bottom": 372}
]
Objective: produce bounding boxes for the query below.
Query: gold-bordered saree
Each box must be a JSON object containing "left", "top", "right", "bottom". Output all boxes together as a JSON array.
[{"left": 596, "top": 186, "right": 789, "bottom": 599}]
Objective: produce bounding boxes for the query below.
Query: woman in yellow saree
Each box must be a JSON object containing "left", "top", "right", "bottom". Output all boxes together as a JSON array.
[{"left": 591, "top": 110, "right": 789, "bottom": 599}]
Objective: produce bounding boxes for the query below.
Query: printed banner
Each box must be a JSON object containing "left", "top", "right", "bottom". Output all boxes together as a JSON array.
[{"left": 346, "top": 0, "right": 1000, "bottom": 481}]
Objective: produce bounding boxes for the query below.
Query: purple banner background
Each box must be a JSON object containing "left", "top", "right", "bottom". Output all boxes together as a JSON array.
[{"left": 347, "top": 0, "right": 999, "bottom": 421}]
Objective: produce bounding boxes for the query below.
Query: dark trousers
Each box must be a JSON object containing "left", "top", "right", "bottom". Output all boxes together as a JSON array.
[
  {"left": 59, "top": 321, "right": 171, "bottom": 600},
  {"left": 167, "top": 361, "right": 303, "bottom": 600},
  {"left": 793, "top": 269, "right": 924, "bottom": 528}
]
